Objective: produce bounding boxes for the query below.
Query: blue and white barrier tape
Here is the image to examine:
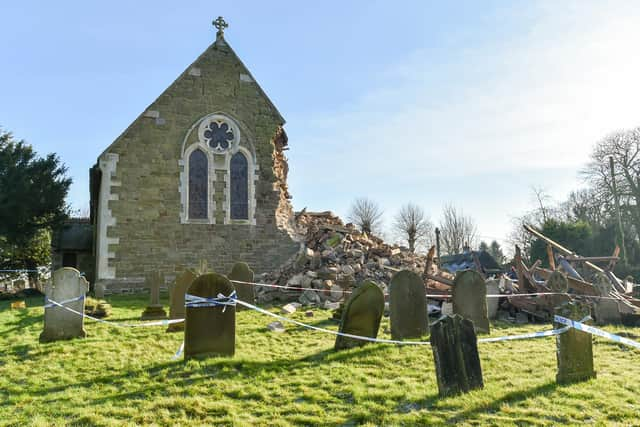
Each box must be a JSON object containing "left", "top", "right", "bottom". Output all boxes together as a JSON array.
[
  {"left": 554, "top": 315, "right": 640, "bottom": 350},
  {"left": 234, "top": 299, "right": 570, "bottom": 346},
  {"left": 44, "top": 295, "right": 84, "bottom": 309},
  {"left": 44, "top": 297, "right": 185, "bottom": 328},
  {"left": 185, "top": 291, "right": 237, "bottom": 311}
]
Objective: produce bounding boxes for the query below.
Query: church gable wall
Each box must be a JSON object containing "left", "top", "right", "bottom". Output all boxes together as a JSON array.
[{"left": 97, "top": 40, "right": 299, "bottom": 291}]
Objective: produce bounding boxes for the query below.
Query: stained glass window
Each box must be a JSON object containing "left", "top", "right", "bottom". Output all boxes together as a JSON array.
[
  {"left": 204, "top": 121, "right": 234, "bottom": 152},
  {"left": 188, "top": 149, "right": 208, "bottom": 219},
  {"left": 230, "top": 152, "right": 249, "bottom": 220}
]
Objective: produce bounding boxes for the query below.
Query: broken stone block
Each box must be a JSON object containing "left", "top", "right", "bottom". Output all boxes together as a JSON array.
[
  {"left": 334, "top": 281, "right": 385, "bottom": 350},
  {"left": 555, "top": 301, "right": 596, "bottom": 384},
  {"left": 184, "top": 273, "right": 236, "bottom": 359},
  {"left": 299, "top": 289, "right": 322, "bottom": 306},
  {"left": 282, "top": 302, "right": 300, "bottom": 314},
  {"left": 430, "top": 314, "right": 483, "bottom": 397},
  {"left": 389, "top": 270, "right": 428, "bottom": 340},
  {"left": 227, "top": 262, "right": 255, "bottom": 311},
  {"left": 453, "top": 270, "right": 490, "bottom": 334},
  {"left": 593, "top": 299, "right": 621, "bottom": 325},
  {"left": 267, "top": 321, "right": 285, "bottom": 332}
]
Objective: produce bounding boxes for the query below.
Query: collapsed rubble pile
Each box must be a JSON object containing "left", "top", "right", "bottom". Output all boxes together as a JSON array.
[{"left": 257, "top": 211, "right": 426, "bottom": 306}]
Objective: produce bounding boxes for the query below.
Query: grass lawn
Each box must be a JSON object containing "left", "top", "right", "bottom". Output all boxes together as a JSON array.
[{"left": 1, "top": 294, "right": 639, "bottom": 426}]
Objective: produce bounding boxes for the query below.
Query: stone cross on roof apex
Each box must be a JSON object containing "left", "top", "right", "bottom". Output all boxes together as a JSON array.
[{"left": 213, "top": 16, "right": 228, "bottom": 35}]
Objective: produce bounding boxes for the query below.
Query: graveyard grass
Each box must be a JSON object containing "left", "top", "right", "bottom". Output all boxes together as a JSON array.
[{"left": 1, "top": 296, "right": 639, "bottom": 426}]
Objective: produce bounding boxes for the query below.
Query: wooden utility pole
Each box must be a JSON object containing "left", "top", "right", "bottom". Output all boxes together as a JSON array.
[
  {"left": 435, "top": 227, "right": 441, "bottom": 263},
  {"left": 609, "top": 156, "right": 627, "bottom": 265}
]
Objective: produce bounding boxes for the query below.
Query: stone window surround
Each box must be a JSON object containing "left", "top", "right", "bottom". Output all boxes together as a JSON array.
[{"left": 180, "top": 113, "right": 258, "bottom": 225}]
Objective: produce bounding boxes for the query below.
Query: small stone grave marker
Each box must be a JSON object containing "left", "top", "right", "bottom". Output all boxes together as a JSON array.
[
  {"left": 227, "top": 262, "right": 255, "bottom": 311},
  {"left": 334, "top": 281, "right": 385, "bottom": 350},
  {"left": 389, "top": 270, "right": 428, "bottom": 339},
  {"left": 555, "top": 301, "right": 596, "bottom": 384},
  {"left": 167, "top": 269, "right": 197, "bottom": 332},
  {"left": 141, "top": 271, "right": 167, "bottom": 320},
  {"left": 485, "top": 279, "right": 500, "bottom": 319},
  {"left": 452, "top": 270, "right": 490, "bottom": 334},
  {"left": 430, "top": 314, "right": 483, "bottom": 397},
  {"left": 40, "top": 267, "right": 89, "bottom": 343},
  {"left": 184, "top": 273, "right": 236, "bottom": 359}
]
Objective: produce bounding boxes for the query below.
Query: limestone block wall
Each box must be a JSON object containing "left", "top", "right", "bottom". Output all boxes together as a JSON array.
[{"left": 95, "top": 38, "right": 300, "bottom": 293}]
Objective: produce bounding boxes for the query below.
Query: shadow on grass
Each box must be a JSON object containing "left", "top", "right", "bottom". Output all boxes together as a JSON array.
[
  {"left": 26, "top": 344, "right": 383, "bottom": 407},
  {"left": 0, "top": 307, "right": 42, "bottom": 337}
]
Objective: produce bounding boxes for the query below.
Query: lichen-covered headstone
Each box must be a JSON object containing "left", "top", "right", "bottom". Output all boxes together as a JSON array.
[
  {"left": 227, "top": 262, "right": 255, "bottom": 311},
  {"left": 452, "top": 270, "right": 490, "bottom": 334},
  {"left": 184, "top": 273, "right": 236, "bottom": 359},
  {"left": 430, "top": 314, "right": 483, "bottom": 396},
  {"left": 389, "top": 270, "right": 427, "bottom": 339},
  {"left": 167, "top": 269, "right": 197, "bottom": 332},
  {"left": 334, "top": 281, "right": 385, "bottom": 350},
  {"left": 485, "top": 279, "right": 500, "bottom": 319},
  {"left": 141, "top": 271, "right": 167, "bottom": 320},
  {"left": 591, "top": 273, "right": 621, "bottom": 325},
  {"left": 40, "top": 268, "right": 89, "bottom": 343},
  {"left": 555, "top": 301, "right": 596, "bottom": 384}
]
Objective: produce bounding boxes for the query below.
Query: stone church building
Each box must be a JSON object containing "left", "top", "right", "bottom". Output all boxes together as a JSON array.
[{"left": 89, "top": 18, "right": 300, "bottom": 293}]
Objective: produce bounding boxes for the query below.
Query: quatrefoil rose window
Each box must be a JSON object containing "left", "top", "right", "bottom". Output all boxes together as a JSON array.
[{"left": 198, "top": 115, "right": 240, "bottom": 153}]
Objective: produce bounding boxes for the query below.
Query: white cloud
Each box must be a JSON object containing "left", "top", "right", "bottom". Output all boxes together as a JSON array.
[{"left": 288, "top": 1, "right": 640, "bottom": 243}]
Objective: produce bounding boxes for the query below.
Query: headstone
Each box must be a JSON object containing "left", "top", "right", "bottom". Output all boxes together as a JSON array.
[
  {"left": 141, "top": 271, "right": 167, "bottom": 320},
  {"left": 452, "top": 270, "right": 490, "bottom": 334},
  {"left": 94, "top": 281, "right": 105, "bottom": 299},
  {"left": 227, "top": 262, "right": 255, "bottom": 311},
  {"left": 555, "top": 301, "right": 596, "bottom": 384},
  {"left": 593, "top": 299, "right": 622, "bottom": 325},
  {"left": 167, "top": 269, "right": 197, "bottom": 332},
  {"left": 184, "top": 273, "right": 236, "bottom": 359},
  {"left": 334, "top": 281, "right": 385, "bottom": 350},
  {"left": 389, "top": 270, "right": 428, "bottom": 339},
  {"left": 485, "top": 279, "right": 500, "bottom": 319},
  {"left": 40, "top": 268, "right": 89, "bottom": 342},
  {"left": 430, "top": 314, "right": 483, "bottom": 396}
]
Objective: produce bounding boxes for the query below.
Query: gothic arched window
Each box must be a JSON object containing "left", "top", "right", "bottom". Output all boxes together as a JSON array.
[
  {"left": 188, "top": 149, "right": 208, "bottom": 219},
  {"left": 230, "top": 151, "right": 249, "bottom": 220}
]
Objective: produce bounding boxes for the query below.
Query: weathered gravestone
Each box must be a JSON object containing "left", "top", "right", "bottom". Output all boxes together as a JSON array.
[
  {"left": 184, "top": 273, "right": 236, "bottom": 359},
  {"left": 334, "top": 281, "right": 385, "bottom": 350},
  {"left": 227, "top": 262, "right": 255, "bottom": 311},
  {"left": 452, "top": 270, "right": 490, "bottom": 334},
  {"left": 167, "top": 269, "right": 197, "bottom": 332},
  {"left": 555, "top": 301, "right": 596, "bottom": 384},
  {"left": 389, "top": 270, "right": 427, "bottom": 339},
  {"left": 544, "top": 271, "right": 571, "bottom": 309},
  {"left": 141, "top": 271, "right": 167, "bottom": 320},
  {"left": 592, "top": 273, "right": 621, "bottom": 325},
  {"left": 40, "top": 268, "right": 89, "bottom": 343},
  {"left": 430, "top": 314, "right": 483, "bottom": 396},
  {"left": 485, "top": 279, "right": 500, "bottom": 320}
]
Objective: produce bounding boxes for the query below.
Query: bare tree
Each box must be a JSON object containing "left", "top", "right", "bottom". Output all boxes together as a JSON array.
[
  {"left": 393, "top": 203, "right": 433, "bottom": 252},
  {"left": 531, "top": 186, "right": 552, "bottom": 223},
  {"left": 348, "top": 197, "right": 384, "bottom": 234},
  {"left": 439, "top": 204, "right": 478, "bottom": 255}
]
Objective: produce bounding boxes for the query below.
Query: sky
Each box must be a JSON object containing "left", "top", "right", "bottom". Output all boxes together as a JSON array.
[{"left": 2, "top": 1, "right": 640, "bottom": 250}]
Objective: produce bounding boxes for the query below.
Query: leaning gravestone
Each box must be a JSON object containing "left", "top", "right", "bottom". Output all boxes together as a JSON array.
[
  {"left": 452, "top": 270, "right": 490, "bottom": 334},
  {"left": 40, "top": 268, "right": 89, "bottom": 343},
  {"left": 184, "top": 273, "right": 236, "bottom": 359},
  {"left": 227, "top": 262, "right": 255, "bottom": 311},
  {"left": 430, "top": 314, "right": 483, "bottom": 396},
  {"left": 485, "top": 279, "right": 500, "bottom": 319},
  {"left": 167, "top": 269, "right": 197, "bottom": 332},
  {"left": 141, "top": 271, "right": 167, "bottom": 320},
  {"left": 389, "top": 270, "right": 427, "bottom": 339},
  {"left": 334, "top": 281, "right": 385, "bottom": 350},
  {"left": 555, "top": 301, "right": 596, "bottom": 384}
]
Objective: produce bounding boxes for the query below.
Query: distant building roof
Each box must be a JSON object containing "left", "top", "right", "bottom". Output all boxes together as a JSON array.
[
  {"left": 440, "top": 250, "right": 502, "bottom": 274},
  {"left": 52, "top": 218, "right": 92, "bottom": 252}
]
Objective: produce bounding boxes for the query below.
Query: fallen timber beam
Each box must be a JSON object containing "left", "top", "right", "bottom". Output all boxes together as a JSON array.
[
  {"left": 565, "top": 255, "right": 620, "bottom": 263},
  {"left": 546, "top": 245, "right": 556, "bottom": 270},
  {"left": 514, "top": 245, "right": 537, "bottom": 293},
  {"left": 425, "top": 273, "right": 454, "bottom": 287},
  {"left": 607, "top": 246, "right": 621, "bottom": 271},
  {"left": 523, "top": 224, "right": 604, "bottom": 274}
]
